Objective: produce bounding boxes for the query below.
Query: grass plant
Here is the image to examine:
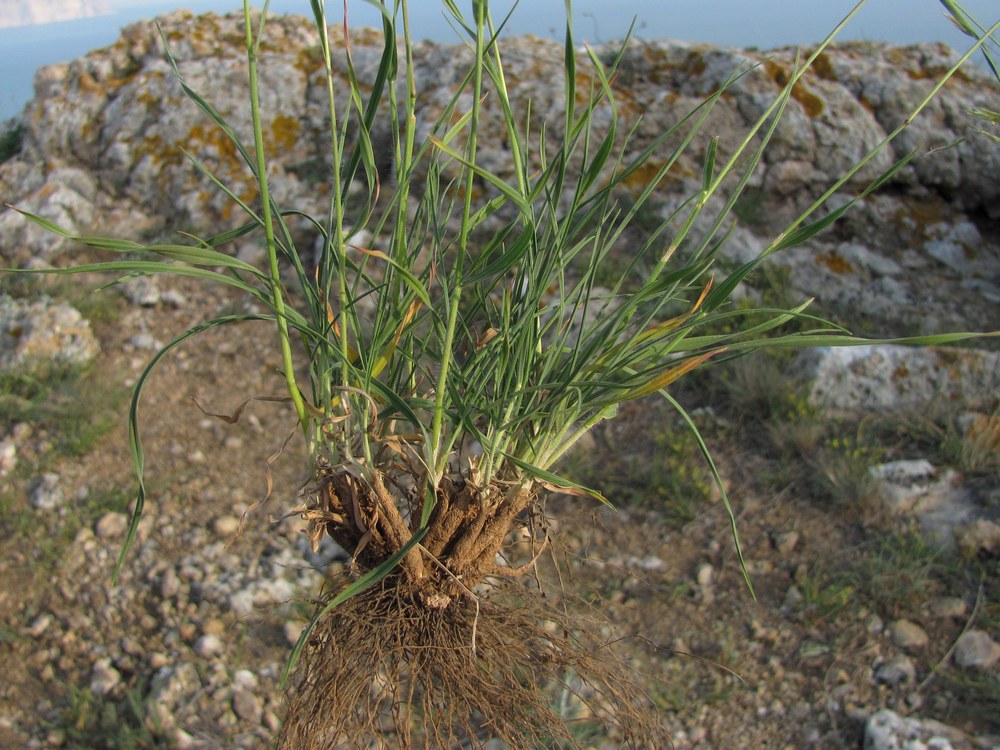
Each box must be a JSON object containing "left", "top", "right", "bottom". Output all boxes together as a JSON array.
[{"left": 4, "top": 0, "right": 1000, "bottom": 745}]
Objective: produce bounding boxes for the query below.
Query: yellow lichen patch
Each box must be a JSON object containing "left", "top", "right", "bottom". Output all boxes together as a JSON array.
[
  {"left": 187, "top": 123, "right": 242, "bottom": 172},
  {"left": 810, "top": 52, "right": 837, "bottom": 82},
  {"left": 269, "top": 115, "right": 301, "bottom": 154},
  {"left": 77, "top": 72, "right": 105, "bottom": 97},
  {"left": 620, "top": 159, "right": 667, "bottom": 192},
  {"left": 818, "top": 250, "right": 853, "bottom": 275},
  {"left": 764, "top": 61, "right": 825, "bottom": 118}
]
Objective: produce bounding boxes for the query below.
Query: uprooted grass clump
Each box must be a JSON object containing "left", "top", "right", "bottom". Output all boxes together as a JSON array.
[{"left": 281, "top": 579, "right": 659, "bottom": 748}]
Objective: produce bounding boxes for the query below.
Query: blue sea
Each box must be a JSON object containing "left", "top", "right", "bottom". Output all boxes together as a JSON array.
[{"left": 1, "top": 0, "right": 998, "bottom": 121}]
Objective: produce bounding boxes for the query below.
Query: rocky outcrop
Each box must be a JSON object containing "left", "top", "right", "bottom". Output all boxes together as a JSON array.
[
  {"left": 0, "top": 10, "right": 997, "bottom": 335},
  {"left": 0, "top": 293, "right": 99, "bottom": 372}
]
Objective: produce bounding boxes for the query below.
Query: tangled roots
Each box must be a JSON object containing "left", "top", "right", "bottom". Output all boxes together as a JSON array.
[{"left": 279, "top": 579, "right": 662, "bottom": 749}]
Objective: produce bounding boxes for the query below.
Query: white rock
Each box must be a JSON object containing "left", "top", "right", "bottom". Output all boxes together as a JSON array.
[
  {"left": 232, "top": 687, "right": 263, "bottom": 724},
  {"left": 874, "top": 656, "right": 916, "bottom": 687},
  {"left": 888, "top": 619, "right": 929, "bottom": 651},
  {"left": 694, "top": 562, "right": 714, "bottom": 586},
  {"left": 90, "top": 658, "right": 122, "bottom": 697},
  {"left": 193, "top": 634, "right": 224, "bottom": 658},
  {"left": 0, "top": 438, "right": 16, "bottom": 478},
  {"left": 0, "top": 295, "right": 99, "bottom": 372},
  {"left": 94, "top": 511, "right": 129, "bottom": 539},
  {"left": 864, "top": 709, "right": 968, "bottom": 750},
  {"left": 953, "top": 630, "right": 1000, "bottom": 670},
  {"left": 794, "top": 346, "right": 1000, "bottom": 415},
  {"left": 30, "top": 473, "right": 64, "bottom": 511}
]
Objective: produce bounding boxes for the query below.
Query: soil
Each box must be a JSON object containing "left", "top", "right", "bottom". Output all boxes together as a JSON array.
[{"left": 0, "top": 273, "right": 997, "bottom": 749}]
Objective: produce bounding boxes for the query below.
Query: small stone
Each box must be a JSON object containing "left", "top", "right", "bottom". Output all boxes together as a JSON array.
[
  {"left": 159, "top": 289, "right": 188, "bottom": 308},
  {"left": 925, "top": 597, "right": 967, "bottom": 620},
  {"left": 232, "top": 688, "right": 263, "bottom": 724},
  {"left": 90, "top": 658, "right": 122, "bottom": 696},
  {"left": 629, "top": 555, "right": 667, "bottom": 572},
  {"left": 874, "top": 655, "right": 916, "bottom": 686},
  {"left": 953, "top": 630, "right": 1000, "bottom": 670},
  {"left": 695, "top": 562, "right": 714, "bottom": 586},
  {"left": 888, "top": 619, "right": 929, "bottom": 650},
  {"left": 94, "top": 511, "right": 129, "bottom": 539},
  {"left": 30, "top": 473, "right": 64, "bottom": 511},
  {"left": 159, "top": 568, "right": 181, "bottom": 599},
  {"left": 774, "top": 530, "right": 800, "bottom": 555},
  {"left": 955, "top": 519, "right": 1000, "bottom": 557},
  {"left": 867, "top": 613, "right": 885, "bottom": 635},
  {"left": 211, "top": 515, "right": 241, "bottom": 540},
  {"left": 0, "top": 438, "right": 16, "bottom": 477},
  {"left": 149, "top": 653, "right": 170, "bottom": 670},
  {"left": 120, "top": 276, "right": 160, "bottom": 306},
  {"left": 782, "top": 585, "right": 804, "bottom": 611},
  {"left": 193, "top": 634, "right": 223, "bottom": 658},
  {"left": 283, "top": 620, "right": 306, "bottom": 648},
  {"left": 229, "top": 590, "right": 255, "bottom": 617},
  {"left": 27, "top": 613, "right": 52, "bottom": 638},
  {"left": 233, "top": 669, "right": 258, "bottom": 691},
  {"left": 125, "top": 332, "right": 160, "bottom": 350}
]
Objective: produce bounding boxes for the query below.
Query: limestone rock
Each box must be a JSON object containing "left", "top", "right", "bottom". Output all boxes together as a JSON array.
[
  {"left": 864, "top": 709, "right": 973, "bottom": 750},
  {"left": 0, "top": 294, "right": 100, "bottom": 372},
  {"left": 794, "top": 346, "right": 1000, "bottom": 415},
  {"left": 888, "top": 619, "right": 929, "bottom": 651},
  {"left": 953, "top": 630, "right": 1000, "bottom": 670}
]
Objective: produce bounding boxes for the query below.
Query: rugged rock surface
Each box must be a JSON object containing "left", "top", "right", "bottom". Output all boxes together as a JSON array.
[
  {"left": 0, "top": 10, "right": 998, "bottom": 331},
  {"left": 0, "top": 293, "right": 100, "bottom": 371}
]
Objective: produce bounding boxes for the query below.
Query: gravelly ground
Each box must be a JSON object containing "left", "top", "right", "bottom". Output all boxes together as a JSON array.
[{"left": 0, "top": 271, "right": 997, "bottom": 749}]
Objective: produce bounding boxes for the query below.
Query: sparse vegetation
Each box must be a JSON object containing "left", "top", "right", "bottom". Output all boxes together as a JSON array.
[{"left": 0, "top": 122, "right": 25, "bottom": 164}]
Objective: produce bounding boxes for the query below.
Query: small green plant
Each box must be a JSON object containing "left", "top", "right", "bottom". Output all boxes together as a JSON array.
[
  {"left": 57, "top": 683, "right": 164, "bottom": 750},
  {"left": 0, "top": 122, "right": 25, "bottom": 164},
  {"left": 3, "top": 0, "right": 1000, "bottom": 746},
  {"left": 0, "top": 364, "right": 123, "bottom": 460}
]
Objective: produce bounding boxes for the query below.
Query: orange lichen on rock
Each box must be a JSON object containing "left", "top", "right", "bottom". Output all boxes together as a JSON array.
[
  {"left": 818, "top": 250, "right": 854, "bottom": 274},
  {"left": 764, "top": 61, "right": 825, "bottom": 118}
]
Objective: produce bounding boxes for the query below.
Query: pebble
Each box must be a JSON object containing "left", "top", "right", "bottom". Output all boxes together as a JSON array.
[
  {"left": 27, "top": 614, "right": 52, "bottom": 638},
  {"left": 90, "top": 658, "right": 122, "bottom": 696},
  {"left": 126, "top": 332, "right": 160, "bottom": 350},
  {"left": 212, "top": 515, "right": 241, "bottom": 540},
  {"left": 232, "top": 688, "right": 263, "bottom": 724},
  {"left": 629, "top": 555, "right": 667, "bottom": 572},
  {"left": 94, "top": 511, "right": 129, "bottom": 539},
  {"left": 233, "top": 669, "right": 258, "bottom": 691},
  {"left": 193, "top": 634, "right": 224, "bottom": 658},
  {"left": 953, "top": 630, "right": 1000, "bottom": 670},
  {"left": 874, "top": 655, "right": 916, "bottom": 686},
  {"left": 773, "top": 530, "right": 800, "bottom": 555},
  {"left": 0, "top": 438, "right": 16, "bottom": 477},
  {"left": 695, "top": 562, "right": 714, "bottom": 586},
  {"left": 782, "top": 585, "right": 804, "bottom": 611},
  {"left": 888, "top": 619, "right": 929, "bottom": 650},
  {"left": 925, "top": 596, "right": 967, "bottom": 620},
  {"left": 120, "top": 276, "right": 160, "bottom": 306},
  {"left": 30, "top": 473, "right": 64, "bottom": 511},
  {"left": 159, "top": 568, "right": 181, "bottom": 599}
]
